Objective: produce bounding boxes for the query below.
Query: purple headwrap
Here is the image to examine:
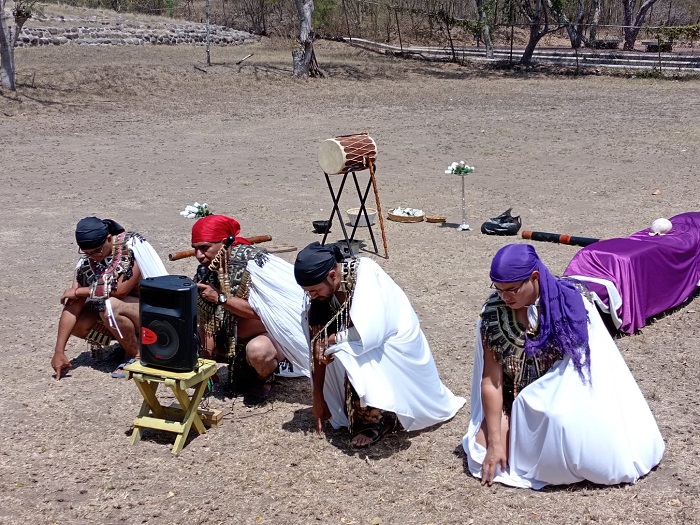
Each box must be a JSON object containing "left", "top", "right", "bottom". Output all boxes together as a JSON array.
[{"left": 491, "top": 244, "right": 590, "bottom": 379}]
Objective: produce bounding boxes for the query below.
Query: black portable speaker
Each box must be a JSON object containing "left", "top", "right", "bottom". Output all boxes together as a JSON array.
[{"left": 139, "top": 275, "right": 198, "bottom": 372}]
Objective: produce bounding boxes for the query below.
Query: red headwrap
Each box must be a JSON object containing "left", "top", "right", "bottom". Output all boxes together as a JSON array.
[{"left": 191, "top": 215, "right": 251, "bottom": 245}]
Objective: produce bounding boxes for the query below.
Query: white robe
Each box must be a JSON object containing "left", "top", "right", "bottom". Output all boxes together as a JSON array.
[
  {"left": 462, "top": 297, "right": 665, "bottom": 489},
  {"left": 317, "top": 258, "right": 466, "bottom": 431},
  {"left": 247, "top": 254, "right": 311, "bottom": 378}
]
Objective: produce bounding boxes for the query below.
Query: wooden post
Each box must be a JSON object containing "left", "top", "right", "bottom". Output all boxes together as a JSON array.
[
  {"left": 368, "top": 160, "right": 389, "bottom": 259},
  {"left": 395, "top": 8, "right": 403, "bottom": 53},
  {"left": 205, "top": 0, "right": 211, "bottom": 66}
]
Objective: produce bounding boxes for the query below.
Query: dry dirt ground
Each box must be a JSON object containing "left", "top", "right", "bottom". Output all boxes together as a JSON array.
[{"left": 1, "top": 8, "right": 700, "bottom": 524}]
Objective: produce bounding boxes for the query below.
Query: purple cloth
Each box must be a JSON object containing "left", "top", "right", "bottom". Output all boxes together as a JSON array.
[
  {"left": 491, "top": 244, "right": 590, "bottom": 377},
  {"left": 564, "top": 212, "right": 700, "bottom": 333}
]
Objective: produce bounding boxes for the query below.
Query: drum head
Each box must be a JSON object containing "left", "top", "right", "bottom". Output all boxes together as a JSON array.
[{"left": 318, "top": 139, "right": 345, "bottom": 175}]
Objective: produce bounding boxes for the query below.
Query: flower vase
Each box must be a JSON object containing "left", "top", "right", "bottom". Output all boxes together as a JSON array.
[{"left": 457, "top": 174, "right": 471, "bottom": 231}]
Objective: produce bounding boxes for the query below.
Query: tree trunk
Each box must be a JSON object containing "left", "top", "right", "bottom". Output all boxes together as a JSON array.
[
  {"left": 518, "top": 0, "right": 570, "bottom": 64},
  {"left": 622, "top": 0, "right": 659, "bottom": 50},
  {"left": 0, "top": 2, "right": 16, "bottom": 90},
  {"left": 1, "top": 1, "right": 30, "bottom": 91},
  {"left": 476, "top": 0, "right": 494, "bottom": 58},
  {"left": 589, "top": 0, "right": 601, "bottom": 45},
  {"left": 565, "top": 0, "right": 586, "bottom": 48},
  {"left": 519, "top": 0, "right": 544, "bottom": 65},
  {"left": 520, "top": 22, "right": 542, "bottom": 64},
  {"left": 292, "top": 0, "right": 318, "bottom": 77}
]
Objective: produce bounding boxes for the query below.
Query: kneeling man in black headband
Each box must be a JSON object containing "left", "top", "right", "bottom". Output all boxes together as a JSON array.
[
  {"left": 51, "top": 217, "right": 167, "bottom": 380},
  {"left": 294, "top": 242, "right": 465, "bottom": 448}
]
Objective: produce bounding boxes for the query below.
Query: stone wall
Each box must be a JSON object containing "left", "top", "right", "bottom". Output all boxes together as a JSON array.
[{"left": 13, "top": 14, "right": 259, "bottom": 47}]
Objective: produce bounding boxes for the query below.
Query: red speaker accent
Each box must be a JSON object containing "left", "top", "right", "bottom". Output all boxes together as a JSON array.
[{"left": 141, "top": 327, "right": 158, "bottom": 345}]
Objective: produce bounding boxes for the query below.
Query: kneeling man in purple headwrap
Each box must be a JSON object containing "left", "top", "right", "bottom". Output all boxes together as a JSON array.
[
  {"left": 462, "top": 243, "right": 665, "bottom": 489},
  {"left": 294, "top": 242, "right": 465, "bottom": 448},
  {"left": 51, "top": 217, "right": 167, "bottom": 380}
]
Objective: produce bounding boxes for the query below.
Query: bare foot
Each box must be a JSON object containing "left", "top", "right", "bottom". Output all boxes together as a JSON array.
[{"left": 351, "top": 432, "right": 374, "bottom": 447}]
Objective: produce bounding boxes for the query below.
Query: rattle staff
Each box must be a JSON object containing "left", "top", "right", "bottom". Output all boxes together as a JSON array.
[
  {"left": 521, "top": 231, "right": 599, "bottom": 247},
  {"left": 168, "top": 234, "right": 273, "bottom": 261}
]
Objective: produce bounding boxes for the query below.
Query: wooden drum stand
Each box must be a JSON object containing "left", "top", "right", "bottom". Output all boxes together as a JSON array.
[{"left": 317, "top": 132, "right": 389, "bottom": 259}]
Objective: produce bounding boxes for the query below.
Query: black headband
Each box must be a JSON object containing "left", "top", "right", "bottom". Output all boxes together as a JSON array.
[
  {"left": 75, "top": 217, "right": 125, "bottom": 249},
  {"left": 294, "top": 242, "right": 342, "bottom": 286}
]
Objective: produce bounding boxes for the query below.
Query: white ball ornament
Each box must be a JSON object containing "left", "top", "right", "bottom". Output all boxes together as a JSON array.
[{"left": 649, "top": 217, "right": 672, "bottom": 236}]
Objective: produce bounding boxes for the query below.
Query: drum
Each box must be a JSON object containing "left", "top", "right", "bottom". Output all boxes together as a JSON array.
[{"left": 318, "top": 132, "right": 377, "bottom": 175}]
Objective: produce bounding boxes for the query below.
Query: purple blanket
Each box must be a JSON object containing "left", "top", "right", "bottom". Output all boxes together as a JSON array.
[{"left": 564, "top": 212, "right": 700, "bottom": 333}]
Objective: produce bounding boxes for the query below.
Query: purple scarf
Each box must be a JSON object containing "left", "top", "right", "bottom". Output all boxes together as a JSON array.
[{"left": 490, "top": 244, "right": 590, "bottom": 379}]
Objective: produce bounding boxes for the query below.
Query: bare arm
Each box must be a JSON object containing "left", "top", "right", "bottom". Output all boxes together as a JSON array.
[
  {"left": 310, "top": 326, "right": 333, "bottom": 433},
  {"left": 480, "top": 343, "right": 508, "bottom": 486},
  {"left": 108, "top": 258, "right": 142, "bottom": 299},
  {"left": 59, "top": 278, "right": 91, "bottom": 304},
  {"left": 53, "top": 278, "right": 87, "bottom": 380}
]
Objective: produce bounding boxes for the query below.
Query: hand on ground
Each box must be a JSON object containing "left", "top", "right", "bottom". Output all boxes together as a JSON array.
[
  {"left": 51, "top": 352, "right": 71, "bottom": 380},
  {"left": 481, "top": 444, "right": 507, "bottom": 486},
  {"left": 312, "top": 396, "right": 331, "bottom": 434}
]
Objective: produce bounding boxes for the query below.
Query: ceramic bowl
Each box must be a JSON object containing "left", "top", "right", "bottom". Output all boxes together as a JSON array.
[{"left": 312, "top": 220, "right": 331, "bottom": 233}]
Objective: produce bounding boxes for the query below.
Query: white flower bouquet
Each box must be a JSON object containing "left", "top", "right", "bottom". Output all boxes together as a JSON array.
[
  {"left": 180, "top": 202, "right": 212, "bottom": 219},
  {"left": 444, "top": 160, "right": 475, "bottom": 231},
  {"left": 445, "top": 161, "right": 475, "bottom": 175}
]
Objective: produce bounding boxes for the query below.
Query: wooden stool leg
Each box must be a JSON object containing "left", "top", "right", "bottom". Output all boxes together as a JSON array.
[
  {"left": 130, "top": 381, "right": 164, "bottom": 445},
  {"left": 172, "top": 384, "right": 207, "bottom": 435},
  {"left": 170, "top": 380, "right": 209, "bottom": 455},
  {"left": 134, "top": 380, "right": 166, "bottom": 419}
]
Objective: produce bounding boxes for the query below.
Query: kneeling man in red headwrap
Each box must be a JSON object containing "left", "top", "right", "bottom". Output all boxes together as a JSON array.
[{"left": 191, "top": 215, "right": 310, "bottom": 404}]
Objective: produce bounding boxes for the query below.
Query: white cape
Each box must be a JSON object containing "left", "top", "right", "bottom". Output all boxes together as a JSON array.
[
  {"left": 462, "top": 298, "right": 665, "bottom": 489},
  {"left": 127, "top": 236, "right": 168, "bottom": 278},
  {"left": 247, "top": 254, "right": 311, "bottom": 378},
  {"left": 320, "top": 258, "right": 465, "bottom": 431}
]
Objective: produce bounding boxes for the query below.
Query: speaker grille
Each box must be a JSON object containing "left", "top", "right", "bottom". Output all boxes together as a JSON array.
[{"left": 142, "top": 320, "right": 180, "bottom": 360}]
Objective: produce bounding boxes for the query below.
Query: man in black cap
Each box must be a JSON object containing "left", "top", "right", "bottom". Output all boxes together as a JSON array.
[
  {"left": 294, "top": 242, "right": 465, "bottom": 448},
  {"left": 51, "top": 217, "right": 167, "bottom": 380}
]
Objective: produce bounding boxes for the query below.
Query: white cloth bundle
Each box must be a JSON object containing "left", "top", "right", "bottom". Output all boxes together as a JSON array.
[{"left": 247, "top": 254, "right": 311, "bottom": 378}]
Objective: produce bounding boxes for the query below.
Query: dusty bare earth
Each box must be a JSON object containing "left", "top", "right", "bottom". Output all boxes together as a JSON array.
[{"left": 1, "top": 8, "right": 700, "bottom": 524}]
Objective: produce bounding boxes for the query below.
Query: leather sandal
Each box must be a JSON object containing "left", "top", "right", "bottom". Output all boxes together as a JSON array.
[{"left": 350, "top": 412, "right": 398, "bottom": 448}]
